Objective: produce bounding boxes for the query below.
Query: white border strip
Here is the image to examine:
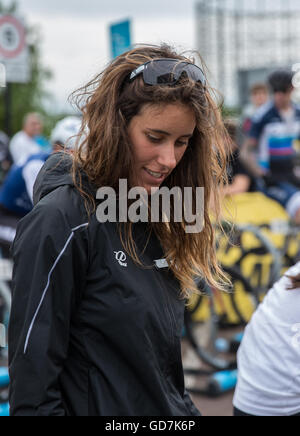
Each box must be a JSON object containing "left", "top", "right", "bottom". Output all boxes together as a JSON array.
[{"left": 23, "top": 223, "right": 89, "bottom": 354}]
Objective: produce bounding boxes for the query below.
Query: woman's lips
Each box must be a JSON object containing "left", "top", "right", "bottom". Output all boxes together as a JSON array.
[{"left": 143, "top": 168, "right": 166, "bottom": 183}]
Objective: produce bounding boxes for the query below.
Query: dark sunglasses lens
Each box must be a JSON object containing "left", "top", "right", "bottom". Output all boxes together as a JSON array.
[
  {"left": 180, "top": 63, "right": 206, "bottom": 85},
  {"left": 156, "top": 72, "right": 178, "bottom": 84},
  {"left": 143, "top": 60, "right": 177, "bottom": 85},
  {"left": 143, "top": 60, "right": 205, "bottom": 86},
  {"left": 185, "top": 64, "right": 204, "bottom": 82}
]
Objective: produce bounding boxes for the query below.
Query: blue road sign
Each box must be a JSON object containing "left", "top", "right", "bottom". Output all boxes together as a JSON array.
[{"left": 109, "top": 19, "right": 131, "bottom": 59}]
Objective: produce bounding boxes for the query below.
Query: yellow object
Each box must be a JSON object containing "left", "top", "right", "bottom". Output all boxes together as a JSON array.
[{"left": 192, "top": 192, "right": 298, "bottom": 324}]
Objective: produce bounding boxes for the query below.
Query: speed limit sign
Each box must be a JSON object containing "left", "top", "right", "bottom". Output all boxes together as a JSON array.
[
  {"left": 0, "top": 15, "right": 30, "bottom": 83},
  {"left": 0, "top": 15, "right": 26, "bottom": 59}
]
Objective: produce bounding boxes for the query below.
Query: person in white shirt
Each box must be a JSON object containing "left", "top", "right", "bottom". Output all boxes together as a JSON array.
[
  {"left": 233, "top": 262, "right": 300, "bottom": 416},
  {"left": 0, "top": 116, "right": 82, "bottom": 257},
  {"left": 9, "top": 113, "right": 43, "bottom": 166}
]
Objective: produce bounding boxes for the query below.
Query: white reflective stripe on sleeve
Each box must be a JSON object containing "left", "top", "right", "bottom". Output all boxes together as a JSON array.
[{"left": 23, "top": 223, "right": 89, "bottom": 354}]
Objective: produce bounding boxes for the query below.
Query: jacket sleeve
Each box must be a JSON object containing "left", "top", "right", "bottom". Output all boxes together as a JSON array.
[
  {"left": 183, "top": 390, "right": 202, "bottom": 416},
  {"left": 8, "top": 189, "right": 89, "bottom": 416}
]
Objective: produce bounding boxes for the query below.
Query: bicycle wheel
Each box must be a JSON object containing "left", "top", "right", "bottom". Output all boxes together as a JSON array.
[
  {"left": 218, "top": 222, "right": 282, "bottom": 297},
  {"left": 223, "top": 266, "right": 259, "bottom": 325},
  {"left": 184, "top": 281, "right": 236, "bottom": 372}
]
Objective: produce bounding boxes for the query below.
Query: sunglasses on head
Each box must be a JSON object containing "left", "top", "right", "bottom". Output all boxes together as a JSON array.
[{"left": 129, "top": 58, "right": 207, "bottom": 87}]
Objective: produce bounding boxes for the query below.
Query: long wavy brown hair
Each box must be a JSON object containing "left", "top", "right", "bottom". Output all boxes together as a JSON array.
[{"left": 70, "top": 44, "right": 231, "bottom": 298}]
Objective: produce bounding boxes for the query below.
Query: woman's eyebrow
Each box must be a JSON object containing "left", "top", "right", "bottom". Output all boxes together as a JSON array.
[{"left": 147, "top": 128, "right": 193, "bottom": 138}]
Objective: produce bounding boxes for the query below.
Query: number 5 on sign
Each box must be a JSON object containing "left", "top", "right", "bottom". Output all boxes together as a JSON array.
[{"left": 0, "top": 62, "right": 5, "bottom": 87}]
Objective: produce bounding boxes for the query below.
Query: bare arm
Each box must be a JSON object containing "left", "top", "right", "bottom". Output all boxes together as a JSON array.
[
  {"left": 240, "top": 137, "right": 266, "bottom": 178},
  {"left": 224, "top": 174, "right": 251, "bottom": 196}
]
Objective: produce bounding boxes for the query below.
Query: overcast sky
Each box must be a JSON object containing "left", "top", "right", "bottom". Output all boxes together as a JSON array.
[{"left": 3, "top": 0, "right": 200, "bottom": 113}]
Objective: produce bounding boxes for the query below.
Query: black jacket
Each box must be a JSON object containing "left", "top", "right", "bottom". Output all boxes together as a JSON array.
[{"left": 8, "top": 153, "right": 200, "bottom": 417}]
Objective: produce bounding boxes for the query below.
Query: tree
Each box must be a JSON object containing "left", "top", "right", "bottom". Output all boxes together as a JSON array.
[
  {"left": 0, "top": 0, "right": 54, "bottom": 136},
  {"left": 0, "top": 0, "right": 17, "bottom": 14}
]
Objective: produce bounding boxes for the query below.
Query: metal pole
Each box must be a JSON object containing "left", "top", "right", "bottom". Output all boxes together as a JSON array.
[
  {"left": 233, "top": 0, "right": 240, "bottom": 106},
  {"left": 216, "top": 0, "right": 225, "bottom": 95},
  {"left": 4, "top": 82, "right": 12, "bottom": 137},
  {"left": 284, "top": 0, "right": 292, "bottom": 67}
]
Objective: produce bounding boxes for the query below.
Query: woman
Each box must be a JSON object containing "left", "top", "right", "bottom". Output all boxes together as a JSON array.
[
  {"left": 233, "top": 264, "right": 300, "bottom": 416},
  {"left": 8, "top": 45, "right": 230, "bottom": 416}
]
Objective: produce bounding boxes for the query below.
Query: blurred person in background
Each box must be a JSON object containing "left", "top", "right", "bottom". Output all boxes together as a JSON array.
[
  {"left": 241, "top": 70, "right": 300, "bottom": 224},
  {"left": 9, "top": 113, "right": 45, "bottom": 166},
  {"left": 241, "top": 83, "right": 269, "bottom": 137},
  {"left": 223, "top": 119, "right": 255, "bottom": 197},
  {"left": 34, "top": 133, "right": 52, "bottom": 154},
  {"left": 233, "top": 262, "right": 300, "bottom": 416},
  {"left": 0, "top": 116, "right": 81, "bottom": 258}
]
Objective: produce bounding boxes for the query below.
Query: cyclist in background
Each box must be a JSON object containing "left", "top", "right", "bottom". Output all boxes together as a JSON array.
[
  {"left": 241, "top": 70, "right": 300, "bottom": 224},
  {"left": 241, "top": 83, "right": 269, "bottom": 137},
  {"left": 0, "top": 116, "right": 81, "bottom": 257}
]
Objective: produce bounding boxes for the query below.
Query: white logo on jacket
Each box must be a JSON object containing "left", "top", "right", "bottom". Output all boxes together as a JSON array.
[{"left": 114, "top": 251, "right": 127, "bottom": 267}]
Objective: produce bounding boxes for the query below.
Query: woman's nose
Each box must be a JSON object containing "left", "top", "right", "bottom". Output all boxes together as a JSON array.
[{"left": 156, "top": 143, "right": 177, "bottom": 171}]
